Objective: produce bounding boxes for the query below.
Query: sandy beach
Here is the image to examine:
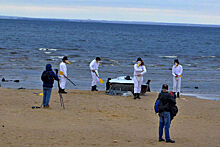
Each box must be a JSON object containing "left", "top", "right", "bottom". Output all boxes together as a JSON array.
[{"left": 0, "top": 88, "right": 219, "bottom": 147}]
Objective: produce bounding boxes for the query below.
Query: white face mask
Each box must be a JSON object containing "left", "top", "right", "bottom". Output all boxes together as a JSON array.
[{"left": 137, "top": 61, "right": 142, "bottom": 67}]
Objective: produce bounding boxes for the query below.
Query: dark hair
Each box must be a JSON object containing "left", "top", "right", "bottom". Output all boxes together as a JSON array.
[
  {"left": 96, "top": 57, "right": 101, "bottom": 61},
  {"left": 174, "top": 59, "right": 179, "bottom": 64},
  {"left": 136, "top": 57, "right": 142, "bottom": 62},
  {"left": 162, "top": 84, "right": 168, "bottom": 90},
  {"left": 137, "top": 57, "right": 144, "bottom": 66},
  {"left": 62, "top": 56, "right": 68, "bottom": 61}
]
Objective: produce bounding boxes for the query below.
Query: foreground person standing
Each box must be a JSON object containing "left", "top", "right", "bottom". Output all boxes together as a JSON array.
[
  {"left": 41, "top": 64, "right": 59, "bottom": 108},
  {"left": 89, "top": 57, "right": 101, "bottom": 91},
  {"left": 157, "top": 84, "right": 176, "bottom": 143},
  {"left": 133, "top": 57, "right": 147, "bottom": 99}
]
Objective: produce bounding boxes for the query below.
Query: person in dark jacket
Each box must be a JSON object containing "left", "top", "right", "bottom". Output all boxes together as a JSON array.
[
  {"left": 41, "top": 64, "right": 59, "bottom": 108},
  {"left": 157, "top": 84, "right": 176, "bottom": 143}
]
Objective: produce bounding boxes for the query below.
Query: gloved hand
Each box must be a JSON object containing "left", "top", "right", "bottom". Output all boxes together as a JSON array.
[{"left": 54, "top": 69, "right": 58, "bottom": 74}]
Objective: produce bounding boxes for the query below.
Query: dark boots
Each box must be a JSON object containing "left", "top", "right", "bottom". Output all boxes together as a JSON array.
[
  {"left": 59, "top": 89, "right": 67, "bottom": 94},
  {"left": 91, "top": 85, "right": 98, "bottom": 91},
  {"left": 177, "top": 92, "right": 180, "bottom": 98},
  {"left": 134, "top": 93, "right": 141, "bottom": 99},
  {"left": 137, "top": 93, "right": 141, "bottom": 99},
  {"left": 134, "top": 93, "right": 137, "bottom": 99}
]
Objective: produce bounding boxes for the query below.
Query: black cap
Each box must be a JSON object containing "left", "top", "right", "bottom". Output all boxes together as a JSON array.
[
  {"left": 62, "top": 56, "right": 68, "bottom": 61},
  {"left": 96, "top": 57, "right": 101, "bottom": 61},
  {"left": 174, "top": 58, "right": 179, "bottom": 64},
  {"left": 137, "top": 57, "right": 142, "bottom": 62}
]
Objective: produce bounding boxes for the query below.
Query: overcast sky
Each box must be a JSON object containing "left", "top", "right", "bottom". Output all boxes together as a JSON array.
[{"left": 0, "top": 0, "right": 220, "bottom": 24}]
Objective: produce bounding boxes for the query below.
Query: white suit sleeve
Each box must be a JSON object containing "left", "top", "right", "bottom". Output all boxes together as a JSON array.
[
  {"left": 134, "top": 64, "right": 143, "bottom": 72},
  {"left": 172, "top": 66, "right": 176, "bottom": 76},
  {"left": 178, "top": 65, "right": 183, "bottom": 75},
  {"left": 60, "top": 64, "right": 67, "bottom": 76},
  {"left": 141, "top": 66, "right": 147, "bottom": 75},
  {"left": 90, "top": 60, "right": 95, "bottom": 70}
]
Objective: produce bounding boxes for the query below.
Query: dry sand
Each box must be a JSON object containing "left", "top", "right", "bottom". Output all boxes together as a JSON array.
[{"left": 0, "top": 88, "right": 219, "bottom": 147}]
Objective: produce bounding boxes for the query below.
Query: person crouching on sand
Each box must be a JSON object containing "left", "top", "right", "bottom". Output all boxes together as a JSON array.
[
  {"left": 172, "top": 59, "right": 183, "bottom": 98},
  {"left": 133, "top": 57, "right": 147, "bottom": 99},
  {"left": 89, "top": 57, "right": 101, "bottom": 91},
  {"left": 41, "top": 64, "right": 59, "bottom": 108},
  {"left": 157, "top": 84, "right": 176, "bottom": 143}
]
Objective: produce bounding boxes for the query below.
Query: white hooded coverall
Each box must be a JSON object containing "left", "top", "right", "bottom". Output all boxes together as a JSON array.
[
  {"left": 172, "top": 64, "right": 183, "bottom": 93},
  {"left": 133, "top": 64, "right": 147, "bottom": 93},
  {"left": 59, "top": 62, "right": 67, "bottom": 89},
  {"left": 89, "top": 59, "right": 99, "bottom": 86}
]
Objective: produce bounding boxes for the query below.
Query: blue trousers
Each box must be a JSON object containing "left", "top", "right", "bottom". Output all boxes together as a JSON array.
[
  {"left": 159, "top": 111, "right": 171, "bottom": 141},
  {"left": 42, "top": 87, "right": 52, "bottom": 107}
]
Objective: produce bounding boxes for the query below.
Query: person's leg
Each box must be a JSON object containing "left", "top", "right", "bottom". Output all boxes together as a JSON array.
[
  {"left": 159, "top": 112, "right": 165, "bottom": 141},
  {"left": 164, "top": 112, "right": 171, "bottom": 141},
  {"left": 45, "top": 88, "right": 52, "bottom": 107},
  {"left": 60, "top": 76, "right": 66, "bottom": 89},
  {"left": 91, "top": 72, "right": 97, "bottom": 91},
  {"left": 133, "top": 76, "right": 138, "bottom": 99},
  {"left": 42, "top": 87, "right": 47, "bottom": 107},
  {"left": 94, "top": 76, "right": 99, "bottom": 91},
  {"left": 173, "top": 77, "right": 177, "bottom": 92},
  {"left": 91, "top": 72, "right": 96, "bottom": 86},
  {"left": 177, "top": 77, "right": 181, "bottom": 97},
  {"left": 137, "top": 77, "right": 143, "bottom": 99}
]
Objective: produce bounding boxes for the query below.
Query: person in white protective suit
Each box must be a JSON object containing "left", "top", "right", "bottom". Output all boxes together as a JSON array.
[
  {"left": 89, "top": 57, "right": 101, "bottom": 91},
  {"left": 133, "top": 57, "right": 147, "bottom": 99},
  {"left": 172, "top": 58, "right": 183, "bottom": 98},
  {"left": 59, "top": 56, "right": 70, "bottom": 94}
]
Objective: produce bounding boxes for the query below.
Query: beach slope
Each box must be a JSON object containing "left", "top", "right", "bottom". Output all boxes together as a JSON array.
[{"left": 0, "top": 88, "right": 219, "bottom": 147}]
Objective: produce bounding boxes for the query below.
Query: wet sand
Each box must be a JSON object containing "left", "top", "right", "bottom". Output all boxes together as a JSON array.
[{"left": 0, "top": 88, "right": 219, "bottom": 147}]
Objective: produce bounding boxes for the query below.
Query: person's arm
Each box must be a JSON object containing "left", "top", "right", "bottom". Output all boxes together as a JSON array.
[
  {"left": 134, "top": 64, "right": 143, "bottom": 72},
  {"left": 156, "top": 93, "right": 161, "bottom": 101},
  {"left": 41, "top": 71, "right": 45, "bottom": 81},
  {"left": 141, "top": 66, "right": 147, "bottom": 75},
  {"left": 172, "top": 66, "right": 176, "bottom": 77},
  {"left": 178, "top": 65, "right": 183, "bottom": 76},
  {"left": 52, "top": 71, "right": 59, "bottom": 81},
  {"left": 60, "top": 64, "right": 67, "bottom": 77},
  {"left": 168, "top": 94, "right": 176, "bottom": 105},
  {"left": 90, "top": 60, "right": 95, "bottom": 71}
]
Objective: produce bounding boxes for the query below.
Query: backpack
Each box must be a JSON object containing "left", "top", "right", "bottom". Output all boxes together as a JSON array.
[
  {"left": 154, "top": 99, "right": 161, "bottom": 113},
  {"left": 41, "top": 71, "right": 51, "bottom": 82}
]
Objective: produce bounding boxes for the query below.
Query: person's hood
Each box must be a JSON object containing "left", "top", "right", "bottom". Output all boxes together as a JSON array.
[{"left": 46, "top": 64, "right": 52, "bottom": 71}]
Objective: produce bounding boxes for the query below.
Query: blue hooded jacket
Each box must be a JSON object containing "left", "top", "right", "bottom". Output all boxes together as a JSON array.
[{"left": 41, "top": 64, "right": 59, "bottom": 88}]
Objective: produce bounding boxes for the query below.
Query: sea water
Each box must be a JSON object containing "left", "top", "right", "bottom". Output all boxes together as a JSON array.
[{"left": 0, "top": 19, "right": 220, "bottom": 100}]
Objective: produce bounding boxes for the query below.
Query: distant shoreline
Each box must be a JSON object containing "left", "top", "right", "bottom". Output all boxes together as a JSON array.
[{"left": 1, "top": 15, "right": 220, "bottom": 28}]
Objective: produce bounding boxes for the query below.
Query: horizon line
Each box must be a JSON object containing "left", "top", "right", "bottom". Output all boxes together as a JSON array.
[{"left": 1, "top": 15, "right": 220, "bottom": 28}]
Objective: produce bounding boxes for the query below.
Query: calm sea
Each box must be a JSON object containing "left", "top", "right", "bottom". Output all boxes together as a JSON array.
[{"left": 0, "top": 19, "right": 220, "bottom": 100}]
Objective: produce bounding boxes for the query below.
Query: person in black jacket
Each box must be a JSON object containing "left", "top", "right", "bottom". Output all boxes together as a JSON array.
[
  {"left": 41, "top": 64, "right": 59, "bottom": 108},
  {"left": 157, "top": 84, "right": 176, "bottom": 143}
]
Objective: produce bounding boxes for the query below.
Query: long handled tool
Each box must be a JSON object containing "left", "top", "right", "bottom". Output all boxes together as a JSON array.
[
  {"left": 59, "top": 71, "right": 76, "bottom": 86},
  {"left": 55, "top": 69, "right": 65, "bottom": 109},
  {"left": 94, "top": 70, "right": 104, "bottom": 84}
]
